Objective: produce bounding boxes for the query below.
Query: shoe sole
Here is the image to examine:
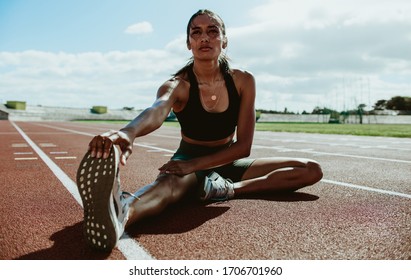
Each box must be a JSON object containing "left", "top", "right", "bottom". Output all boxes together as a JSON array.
[{"left": 76, "top": 147, "right": 119, "bottom": 251}]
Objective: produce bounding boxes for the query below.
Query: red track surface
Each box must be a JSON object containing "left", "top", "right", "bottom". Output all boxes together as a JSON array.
[{"left": 1, "top": 120, "right": 410, "bottom": 260}]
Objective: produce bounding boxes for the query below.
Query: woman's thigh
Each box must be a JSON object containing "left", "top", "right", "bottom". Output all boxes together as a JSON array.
[{"left": 241, "top": 157, "right": 316, "bottom": 180}]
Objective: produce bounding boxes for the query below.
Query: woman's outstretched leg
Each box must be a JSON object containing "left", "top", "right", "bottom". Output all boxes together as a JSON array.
[
  {"left": 76, "top": 146, "right": 197, "bottom": 251},
  {"left": 125, "top": 173, "right": 198, "bottom": 227}
]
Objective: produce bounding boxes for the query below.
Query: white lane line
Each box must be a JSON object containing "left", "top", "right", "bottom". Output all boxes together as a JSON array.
[
  {"left": 305, "top": 150, "right": 411, "bottom": 164},
  {"left": 14, "top": 157, "right": 38, "bottom": 161},
  {"left": 35, "top": 123, "right": 176, "bottom": 154},
  {"left": 11, "top": 122, "right": 83, "bottom": 203},
  {"left": 150, "top": 133, "right": 180, "bottom": 139},
  {"left": 12, "top": 143, "right": 28, "bottom": 148},
  {"left": 253, "top": 144, "right": 411, "bottom": 164},
  {"left": 255, "top": 129, "right": 411, "bottom": 151},
  {"left": 14, "top": 152, "right": 34, "bottom": 155},
  {"left": 50, "top": 151, "right": 68, "bottom": 154},
  {"left": 136, "top": 143, "right": 175, "bottom": 153},
  {"left": 35, "top": 123, "right": 102, "bottom": 137},
  {"left": 147, "top": 149, "right": 168, "bottom": 153},
  {"left": 322, "top": 179, "right": 411, "bottom": 199},
  {"left": 11, "top": 121, "right": 154, "bottom": 260},
  {"left": 54, "top": 156, "right": 77, "bottom": 160},
  {"left": 39, "top": 143, "right": 57, "bottom": 147}
]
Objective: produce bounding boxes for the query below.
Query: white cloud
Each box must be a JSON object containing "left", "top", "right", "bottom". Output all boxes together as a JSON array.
[
  {"left": 225, "top": 0, "right": 411, "bottom": 112},
  {"left": 1, "top": 0, "right": 411, "bottom": 113},
  {"left": 0, "top": 49, "right": 188, "bottom": 109},
  {"left": 124, "top": 21, "right": 154, "bottom": 34},
  {"left": 249, "top": 0, "right": 411, "bottom": 28}
]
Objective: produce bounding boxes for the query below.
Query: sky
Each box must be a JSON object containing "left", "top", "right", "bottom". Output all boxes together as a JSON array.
[{"left": 1, "top": 0, "right": 411, "bottom": 113}]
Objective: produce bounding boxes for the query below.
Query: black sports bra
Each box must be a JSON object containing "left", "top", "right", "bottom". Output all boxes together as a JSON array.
[{"left": 174, "top": 64, "right": 240, "bottom": 141}]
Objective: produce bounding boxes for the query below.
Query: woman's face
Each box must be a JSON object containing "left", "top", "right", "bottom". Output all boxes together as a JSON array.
[{"left": 187, "top": 14, "right": 227, "bottom": 61}]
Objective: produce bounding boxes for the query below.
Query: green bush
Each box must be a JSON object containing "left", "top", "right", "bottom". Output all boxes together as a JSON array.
[
  {"left": 6, "top": 101, "right": 26, "bottom": 110},
  {"left": 91, "top": 106, "right": 107, "bottom": 114},
  {"left": 256, "top": 110, "right": 261, "bottom": 121}
]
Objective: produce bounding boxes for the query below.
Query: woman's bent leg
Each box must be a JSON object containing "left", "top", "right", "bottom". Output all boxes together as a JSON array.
[
  {"left": 125, "top": 173, "right": 198, "bottom": 227},
  {"left": 234, "top": 157, "right": 323, "bottom": 196}
]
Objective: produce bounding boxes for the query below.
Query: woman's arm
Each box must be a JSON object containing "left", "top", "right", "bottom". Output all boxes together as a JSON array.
[
  {"left": 89, "top": 78, "right": 181, "bottom": 165},
  {"left": 120, "top": 79, "right": 180, "bottom": 138}
]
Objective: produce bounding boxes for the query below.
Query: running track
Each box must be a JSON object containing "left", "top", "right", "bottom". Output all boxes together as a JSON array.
[{"left": 1, "top": 120, "right": 410, "bottom": 260}]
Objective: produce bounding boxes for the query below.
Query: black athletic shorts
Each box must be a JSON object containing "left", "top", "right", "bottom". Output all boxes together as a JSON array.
[{"left": 171, "top": 140, "right": 255, "bottom": 183}]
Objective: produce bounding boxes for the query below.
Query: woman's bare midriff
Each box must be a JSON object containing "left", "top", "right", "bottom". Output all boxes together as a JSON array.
[{"left": 181, "top": 132, "right": 234, "bottom": 147}]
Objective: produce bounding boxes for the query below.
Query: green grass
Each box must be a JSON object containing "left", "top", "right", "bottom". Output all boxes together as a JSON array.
[
  {"left": 76, "top": 120, "right": 411, "bottom": 138},
  {"left": 163, "top": 121, "right": 411, "bottom": 138},
  {"left": 254, "top": 122, "right": 411, "bottom": 138}
]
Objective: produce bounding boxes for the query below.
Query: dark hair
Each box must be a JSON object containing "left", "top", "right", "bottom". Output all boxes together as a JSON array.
[
  {"left": 185, "top": 9, "right": 226, "bottom": 46},
  {"left": 173, "top": 9, "right": 230, "bottom": 77}
]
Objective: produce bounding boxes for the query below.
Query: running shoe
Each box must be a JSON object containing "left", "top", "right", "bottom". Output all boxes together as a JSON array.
[
  {"left": 76, "top": 146, "right": 133, "bottom": 251},
  {"left": 201, "top": 171, "right": 235, "bottom": 201}
]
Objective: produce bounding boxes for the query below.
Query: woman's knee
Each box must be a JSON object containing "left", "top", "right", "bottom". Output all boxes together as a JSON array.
[
  {"left": 150, "top": 174, "right": 177, "bottom": 207},
  {"left": 306, "top": 160, "right": 323, "bottom": 185},
  {"left": 154, "top": 173, "right": 195, "bottom": 204}
]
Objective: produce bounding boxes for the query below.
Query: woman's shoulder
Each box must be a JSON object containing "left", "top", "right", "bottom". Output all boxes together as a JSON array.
[
  {"left": 156, "top": 74, "right": 189, "bottom": 98},
  {"left": 159, "top": 72, "right": 189, "bottom": 88},
  {"left": 231, "top": 68, "right": 254, "bottom": 80},
  {"left": 230, "top": 68, "right": 255, "bottom": 86}
]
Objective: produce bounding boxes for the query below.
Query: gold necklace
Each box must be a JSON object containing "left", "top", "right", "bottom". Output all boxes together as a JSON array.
[
  {"left": 193, "top": 67, "right": 223, "bottom": 105},
  {"left": 200, "top": 83, "right": 223, "bottom": 111}
]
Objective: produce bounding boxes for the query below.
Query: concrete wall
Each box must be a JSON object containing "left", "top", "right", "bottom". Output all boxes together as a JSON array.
[
  {"left": 343, "top": 115, "right": 411, "bottom": 124},
  {"left": 2, "top": 105, "right": 411, "bottom": 124},
  {"left": 258, "top": 113, "right": 330, "bottom": 123},
  {"left": 258, "top": 113, "right": 411, "bottom": 124},
  {"left": 0, "top": 104, "right": 142, "bottom": 121},
  {"left": 0, "top": 110, "right": 9, "bottom": 120}
]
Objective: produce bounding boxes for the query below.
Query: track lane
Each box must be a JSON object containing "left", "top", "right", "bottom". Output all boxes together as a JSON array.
[
  {"left": 2, "top": 120, "right": 410, "bottom": 259},
  {"left": 10, "top": 122, "right": 154, "bottom": 260},
  {"left": 0, "top": 121, "right": 125, "bottom": 259}
]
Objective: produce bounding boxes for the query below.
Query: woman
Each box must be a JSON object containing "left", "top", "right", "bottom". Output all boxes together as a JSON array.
[{"left": 76, "top": 9, "right": 323, "bottom": 252}]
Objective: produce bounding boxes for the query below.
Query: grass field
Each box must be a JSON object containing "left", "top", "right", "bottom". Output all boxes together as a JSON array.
[
  {"left": 76, "top": 120, "right": 411, "bottom": 138},
  {"left": 254, "top": 122, "right": 411, "bottom": 138},
  {"left": 163, "top": 121, "right": 411, "bottom": 138}
]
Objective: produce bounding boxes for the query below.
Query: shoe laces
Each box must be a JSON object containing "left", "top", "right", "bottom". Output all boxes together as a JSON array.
[
  {"left": 121, "top": 191, "right": 140, "bottom": 202},
  {"left": 213, "top": 178, "right": 234, "bottom": 198},
  {"left": 113, "top": 172, "right": 139, "bottom": 220}
]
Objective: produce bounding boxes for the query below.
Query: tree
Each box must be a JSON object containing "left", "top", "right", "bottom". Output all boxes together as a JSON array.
[
  {"left": 373, "top": 96, "right": 411, "bottom": 111},
  {"left": 312, "top": 106, "right": 334, "bottom": 114},
  {"left": 386, "top": 96, "right": 411, "bottom": 111},
  {"left": 357, "top": 104, "right": 366, "bottom": 124},
  {"left": 373, "top": 99, "right": 387, "bottom": 111}
]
